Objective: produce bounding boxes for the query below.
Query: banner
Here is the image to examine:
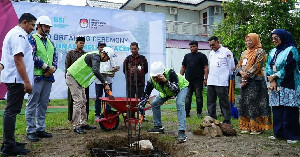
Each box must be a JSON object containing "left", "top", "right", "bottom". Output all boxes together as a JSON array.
[{"left": 0, "top": 1, "right": 165, "bottom": 99}]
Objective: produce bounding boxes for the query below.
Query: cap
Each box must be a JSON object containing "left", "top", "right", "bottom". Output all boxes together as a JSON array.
[
  {"left": 98, "top": 41, "right": 106, "bottom": 47},
  {"left": 76, "top": 36, "right": 85, "bottom": 42},
  {"left": 150, "top": 61, "right": 165, "bottom": 76}
]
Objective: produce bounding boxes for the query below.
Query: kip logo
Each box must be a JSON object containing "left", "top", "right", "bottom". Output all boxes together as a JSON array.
[
  {"left": 79, "top": 18, "right": 106, "bottom": 29},
  {"left": 53, "top": 17, "right": 69, "bottom": 28},
  {"left": 80, "top": 19, "right": 88, "bottom": 28}
]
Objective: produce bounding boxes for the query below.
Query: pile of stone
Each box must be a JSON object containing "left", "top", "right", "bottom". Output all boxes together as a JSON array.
[{"left": 193, "top": 116, "right": 237, "bottom": 137}]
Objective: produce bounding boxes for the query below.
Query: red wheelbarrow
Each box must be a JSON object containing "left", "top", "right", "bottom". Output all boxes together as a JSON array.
[{"left": 95, "top": 97, "right": 151, "bottom": 131}]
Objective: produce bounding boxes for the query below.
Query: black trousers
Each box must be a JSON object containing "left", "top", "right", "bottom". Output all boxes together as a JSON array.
[
  {"left": 68, "top": 87, "right": 89, "bottom": 121},
  {"left": 185, "top": 80, "right": 203, "bottom": 115},
  {"left": 3, "top": 83, "right": 25, "bottom": 146},
  {"left": 272, "top": 106, "right": 300, "bottom": 140},
  {"left": 207, "top": 85, "right": 231, "bottom": 123}
]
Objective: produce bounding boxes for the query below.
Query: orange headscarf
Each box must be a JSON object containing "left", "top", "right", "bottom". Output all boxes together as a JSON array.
[{"left": 243, "top": 33, "right": 262, "bottom": 70}]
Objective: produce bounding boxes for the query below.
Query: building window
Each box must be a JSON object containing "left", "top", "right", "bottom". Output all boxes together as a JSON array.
[{"left": 203, "top": 12, "right": 207, "bottom": 24}]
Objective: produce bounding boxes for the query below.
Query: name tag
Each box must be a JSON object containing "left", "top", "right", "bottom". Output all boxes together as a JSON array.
[
  {"left": 272, "top": 65, "right": 277, "bottom": 72},
  {"left": 242, "top": 58, "right": 248, "bottom": 66}
]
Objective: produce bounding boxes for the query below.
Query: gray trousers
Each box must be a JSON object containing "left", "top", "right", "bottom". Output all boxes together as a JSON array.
[
  {"left": 3, "top": 83, "right": 25, "bottom": 146},
  {"left": 25, "top": 80, "right": 52, "bottom": 133},
  {"left": 66, "top": 72, "right": 87, "bottom": 128},
  {"left": 207, "top": 85, "right": 231, "bottom": 123}
]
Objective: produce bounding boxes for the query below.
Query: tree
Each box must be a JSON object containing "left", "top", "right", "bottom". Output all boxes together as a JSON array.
[{"left": 213, "top": 0, "right": 300, "bottom": 57}]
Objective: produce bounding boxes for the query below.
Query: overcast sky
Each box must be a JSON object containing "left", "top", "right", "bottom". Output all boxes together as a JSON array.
[{"left": 59, "top": 0, "right": 127, "bottom": 6}]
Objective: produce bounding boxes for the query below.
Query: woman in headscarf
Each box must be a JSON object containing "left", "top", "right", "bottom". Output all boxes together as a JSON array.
[
  {"left": 236, "top": 33, "right": 272, "bottom": 135},
  {"left": 266, "top": 29, "right": 300, "bottom": 144}
]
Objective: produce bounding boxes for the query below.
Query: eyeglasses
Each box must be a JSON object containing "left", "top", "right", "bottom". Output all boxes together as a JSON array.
[{"left": 271, "top": 36, "right": 279, "bottom": 41}]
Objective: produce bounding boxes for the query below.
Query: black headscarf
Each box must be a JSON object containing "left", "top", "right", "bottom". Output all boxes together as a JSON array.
[{"left": 270, "top": 29, "right": 297, "bottom": 66}]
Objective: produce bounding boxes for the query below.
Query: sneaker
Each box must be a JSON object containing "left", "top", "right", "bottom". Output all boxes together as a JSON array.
[
  {"left": 268, "top": 136, "right": 276, "bottom": 140},
  {"left": 26, "top": 133, "right": 39, "bottom": 142},
  {"left": 82, "top": 125, "right": 96, "bottom": 130},
  {"left": 287, "top": 140, "right": 298, "bottom": 144},
  {"left": 178, "top": 130, "right": 187, "bottom": 143},
  {"left": 240, "top": 130, "right": 249, "bottom": 134},
  {"left": 36, "top": 131, "right": 53, "bottom": 138},
  {"left": 74, "top": 127, "right": 85, "bottom": 134},
  {"left": 147, "top": 126, "right": 164, "bottom": 134},
  {"left": 95, "top": 115, "right": 100, "bottom": 121},
  {"left": 197, "top": 114, "right": 202, "bottom": 118},
  {"left": 250, "top": 131, "right": 261, "bottom": 135}
]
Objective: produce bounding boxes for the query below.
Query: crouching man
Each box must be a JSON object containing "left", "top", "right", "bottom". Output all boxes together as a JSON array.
[
  {"left": 138, "top": 61, "right": 189, "bottom": 142},
  {"left": 66, "top": 47, "right": 114, "bottom": 134}
]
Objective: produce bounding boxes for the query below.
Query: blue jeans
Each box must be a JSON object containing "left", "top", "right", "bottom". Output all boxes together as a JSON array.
[
  {"left": 25, "top": 80, "right": 52, "bottom": 133},
  {"left": 151, "top": 87, "right": 188, "bottom": 131},
  {"left": 95, "top": 83, "right": 112, "bottom": 116}
]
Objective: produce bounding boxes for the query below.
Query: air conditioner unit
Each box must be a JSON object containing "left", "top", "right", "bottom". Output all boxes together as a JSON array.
[
  {"left": 214, "top": 6, "right": 221, "bottom": 14},
  {"left": 169, "top": 7, "right": 178, "bottom": 15}
]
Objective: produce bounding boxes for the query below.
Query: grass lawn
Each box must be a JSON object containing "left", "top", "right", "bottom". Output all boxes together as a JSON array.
[{"left": 0, "top": 88, "right": 299, "bottom": 147}]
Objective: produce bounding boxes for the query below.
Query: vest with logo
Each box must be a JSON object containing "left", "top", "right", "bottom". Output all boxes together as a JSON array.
[
  {"left": 33, "top": 34, "right": 54, "bottom": 76},
  {"left": 151, "top": 69, "right": 189, "bottom": 98},
  {"left": 67, "top": 51, "right": 99, "bottom": 88}
]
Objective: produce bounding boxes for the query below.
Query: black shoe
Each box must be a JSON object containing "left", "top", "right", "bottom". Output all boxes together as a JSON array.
[
  {"left": 1, "top": 145, "right": 30, "bottom": 156},
  {"left": 142, "top": 117, "right": 149, "bottom": 122},
  {"left": 148, "top": 126, "right": 164, "bottom": 134},
  {"left": 82, "top": 125, "right": 96, "bottom": 130},
  {"left": 1, "top": 142, "right": 26, "bottom": 151},
  {"left": 26, "top": 133, "right": 39, "bottom": 142},
  {"left": 74, "top": 127, "right": 85, "bottom": 134},
  {"left": 36, "top": 131, "right": 53, "bottom": 138}
]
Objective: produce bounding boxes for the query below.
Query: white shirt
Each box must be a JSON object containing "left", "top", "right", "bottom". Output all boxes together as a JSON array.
[
  {"left": 207, "top": 46, "right": 235, "bottom": 86},
  {"left": 95, "top": 51, "right": 118, "bottom": 84},
  {"left": 1, "top": 26, "right": 34, "bottom": 84}
]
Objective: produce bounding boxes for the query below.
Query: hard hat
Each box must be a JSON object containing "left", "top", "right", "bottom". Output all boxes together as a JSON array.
[
  {"left": 36, "top": 16, "right": 52, "bottom": 27},
  {"left": 102, "top": 47, "right": 115, "bottom": 60},
  {"left": 150, "top": 61, "right": 165, "bottom": 76}
]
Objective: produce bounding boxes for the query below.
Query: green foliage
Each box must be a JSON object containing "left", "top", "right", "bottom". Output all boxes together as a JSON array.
[{"left": 214, "top": 0, "right": 300, "bottom": 58}]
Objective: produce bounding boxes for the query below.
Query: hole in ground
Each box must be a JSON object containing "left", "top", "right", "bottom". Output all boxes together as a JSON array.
[{"left": 87, "top": 134, "right": 173, "bottom": 157}]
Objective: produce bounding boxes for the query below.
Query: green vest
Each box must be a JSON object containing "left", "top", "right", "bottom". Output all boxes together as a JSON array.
[
  {"left": 33, "top": 34, "right": 54, "bottom": 75},
  {"left": 151, "top": 69, "right": 189, "bottom": 98},
  {"left": 67, "top": 51, "right": 99, "bottom": 88}
]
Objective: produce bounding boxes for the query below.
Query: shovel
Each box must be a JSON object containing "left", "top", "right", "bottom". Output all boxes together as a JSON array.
[{"left": 106, "top": 90, "right": 115, "bottom": 100}]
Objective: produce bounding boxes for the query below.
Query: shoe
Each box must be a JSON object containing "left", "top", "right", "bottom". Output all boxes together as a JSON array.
[
  {"left": 148, "top": 126, "right": 164, "bottom": 134},
  {"left": 178, "top": 130, "right": 187, "bottom": 143},
  {"left": 74, "top": 127, "right": 85, "bottom": 134},
  {"left": 82, "top": 125, "right": 97, "bottom": 130},
  {"left": 36, "top": 131, "right": 53, "bottom": 138},
  {"left": 1, "top": 145, "right": 30, "bottom": 156},
  {"left": 250, "top": 131, "right": 261, "bottom": 135},
  {"left": 1, "top": 142, "right": 26, "bottom": 151},
  {"left": 268, "top": 136, "right": 276, "bottom": 140},
  {"left": 197, "top": 114, "right": 203, "bottom": 118},
  {"left": 287, "top": 140, "right": 298, "bottom": 144},
  {"left": 26, "top": 133, "right": 39, "bottom": 142},
  {"left": 142, "top": 117, "right": 149, "bottom": 122},
  {"left": 95, "top": 115, "right": 100, "bottom": 121},
  {"left": 240, "top": 130, "right": 249, "bottom": 134}
]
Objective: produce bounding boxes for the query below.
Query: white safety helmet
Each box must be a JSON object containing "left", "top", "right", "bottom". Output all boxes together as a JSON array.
[
  {"left": 150, "top": 61, "right": 165, "bottom": 76},
  {"left": 102, "top": 47, "right": 115, "bottom": 60},
  {"left": 36, "top": 16, "right": 52, "bottom": 27}
]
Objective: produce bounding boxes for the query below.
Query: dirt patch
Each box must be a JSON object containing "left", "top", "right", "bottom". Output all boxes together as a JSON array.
[{"left": 21, "top": 119, "right": 300, "bottom": 157}]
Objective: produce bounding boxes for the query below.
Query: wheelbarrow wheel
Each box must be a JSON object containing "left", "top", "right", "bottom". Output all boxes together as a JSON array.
[{"left": 99, "top": 110, "right": 119, "bottom": 131}]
